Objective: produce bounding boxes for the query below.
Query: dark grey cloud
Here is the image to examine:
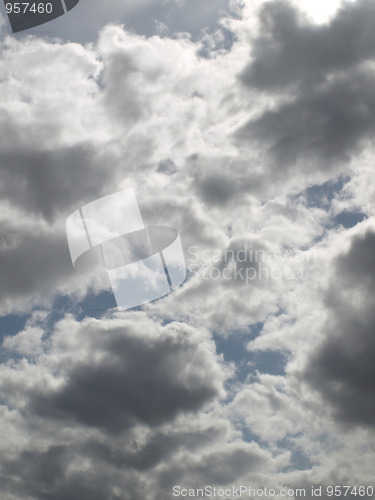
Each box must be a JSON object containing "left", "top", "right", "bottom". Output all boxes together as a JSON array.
[
  {"left": 102, "top": 49, "right": 152, "bottom": 128},
  {"left": 304, "top": 229, "right": 375, "bottom": 428},
  {"left": 0, "top": 423, "right": 249, "bottom": 500},
  {"left": 84, "top": 425, "right": 222, "bottom": 472},
  {"left": 237, "top": 0, "right": 375, "bottom": 171},
  {"left": 189, "top": 156, "right": 263, "bottom": 207},
  {"left": 334, "top": 229, "right": 375, "bottom": 288},
  {"left": 194, "top": 170, "right": 242, "bottom": 205},
  {"left": 0, "top": 144, "right": 113, "bottom": 221},
  {"left": 0, "top": 317, "right": 232, "bottom": 499},
  {"left": 241, "top": 0, "right": 375, "bottom": 90},
  {"left": 27, "top": 320, "right": 224, "bottom": 433},
  {"left": 1, "top": 445, "right": 136, "bottom": 500},
  {"left": 0, "top": 222, "right": 73, "bottom": 308},
  {"left": 238, "top": 70, "right": 375, "bottom": 170},
  {"left": 2, "top": 446, "right": 70, "bottom": 499}
]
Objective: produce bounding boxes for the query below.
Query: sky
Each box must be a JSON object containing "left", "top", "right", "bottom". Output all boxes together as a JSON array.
[{"left": 0, "top": 0, "right": 375, "bottom": 499}]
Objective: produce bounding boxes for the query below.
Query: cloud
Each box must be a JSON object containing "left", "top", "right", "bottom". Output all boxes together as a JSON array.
[
  {"left": 237, "top": 0, "right": 375, "bottom": 174},
  {"left": 0, "top": 21, "right": 252, "bottom": 316},
  {"left": 240, "top": 0, "right": 375, "bottom": 90},
  {"left": 303, "top": 227, "right": 375, "bottom": 428},
  {"left": 1, "top": 443, "right": 143, "bottom": 500},
  {"left": 1, "top": 0, "right": 375, "bottom": 497},
  {"left": 1, "top": 314, "right": 228, "bottom": 433},
  {"left": 238, "top": 69, "right": 375, "bottom": 172},
  {"left": 0, "top": 313, "right": 273, "bottom": 500}
]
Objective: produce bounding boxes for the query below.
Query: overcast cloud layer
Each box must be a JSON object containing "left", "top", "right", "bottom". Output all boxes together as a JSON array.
[{"left": 0, "top": 1, "right": 375, "bottom": 499}]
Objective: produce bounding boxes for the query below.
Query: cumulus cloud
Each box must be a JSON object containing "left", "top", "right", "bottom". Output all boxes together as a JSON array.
[
  {"left": 0, "top": 313, "right": 248, "bottom": 499},
  {"left": 303, "top": 226, "right": 375, "bottom": 428},
  {"left": 238, "top": 0, "right": 375, "bottom": 176},
  {"left": 1, "top": 0, "right": 375, "bottom": 497},
  {"left": 25, "top": 315, "right": 227, "bottom": 433}
]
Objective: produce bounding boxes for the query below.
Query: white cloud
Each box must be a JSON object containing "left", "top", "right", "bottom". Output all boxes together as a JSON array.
[{"left": 1, "top": 0, "right": 375, "bottom": 497}]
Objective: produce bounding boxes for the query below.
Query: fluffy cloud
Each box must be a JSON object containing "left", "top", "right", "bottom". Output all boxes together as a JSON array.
[
  {"left": 303, "top": 226, "right": 375, "bottom": 428},
  {"left": 1, "top": 0, "right": 375, "bottom": 497},
  {"left": 238, "top": 0, "right": 375, "bottom": 180},
  {"left": 25, "top": 315, "right": 228, "bottom": 433},
  {"left": 0, "top": 313, "right": 268, "bottom": 500}
]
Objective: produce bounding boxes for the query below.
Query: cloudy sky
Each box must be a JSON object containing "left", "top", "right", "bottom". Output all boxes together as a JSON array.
[{"left": 0, "top": 0, "right": 375, "bottom": 498}]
